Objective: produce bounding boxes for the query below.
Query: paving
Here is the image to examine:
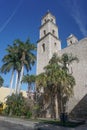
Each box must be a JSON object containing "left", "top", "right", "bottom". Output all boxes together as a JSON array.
[
  {"left": 0, "top": 116, "right": 87, "bottom": 130},
  {"left": 0, "top": 116, "right": 36, "bottom": 130},
  {"left": 0, "top": 121, "right": 31, "bottom": 130}
]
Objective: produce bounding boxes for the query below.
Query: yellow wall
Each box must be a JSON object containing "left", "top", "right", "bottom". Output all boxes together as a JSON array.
[{"left": 0, "top": 87, "right": 27, "bottom": 102}]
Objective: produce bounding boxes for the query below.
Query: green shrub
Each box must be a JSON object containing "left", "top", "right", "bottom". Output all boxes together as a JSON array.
[
  {"left": 0, "top": 102, "right": 3, "bottom": 114},
  {"left": 26, "top": 111, "right": 32, "bottom": 118},
  {"left": 4, "top": 93, "right": 27, "bottom": 117}
]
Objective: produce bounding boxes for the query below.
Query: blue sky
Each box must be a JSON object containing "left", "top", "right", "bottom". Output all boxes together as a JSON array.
[{"left": 0, "top": 0, "right": 87, "bottom": 90}]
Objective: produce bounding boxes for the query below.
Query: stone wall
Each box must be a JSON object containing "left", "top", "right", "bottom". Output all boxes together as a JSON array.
[
  {"left": 60, "top": 37, "right": 87, "bottom": 113},
  {"left": 37, "top": 34, "right": 61, "bottom": 75}
]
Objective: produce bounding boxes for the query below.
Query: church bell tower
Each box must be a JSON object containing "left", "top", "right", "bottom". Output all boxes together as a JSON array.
[{"left": 37, "top": 11, "right": 61, "bottom": 74}]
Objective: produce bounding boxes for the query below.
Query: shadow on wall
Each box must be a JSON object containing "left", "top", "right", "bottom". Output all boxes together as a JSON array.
[{"left": 69, "top": 94, "right": 87, "bottom": 119}]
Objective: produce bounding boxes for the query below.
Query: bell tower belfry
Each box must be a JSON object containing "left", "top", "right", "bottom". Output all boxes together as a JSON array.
[{"left": 37, "top": 11, "right": 61, "bottom": 74}]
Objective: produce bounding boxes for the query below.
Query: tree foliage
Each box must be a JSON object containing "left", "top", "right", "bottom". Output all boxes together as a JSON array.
[
  {"left": 36, "top": 53, "right": 78, "bottom": 118},
  {"left": 4, "top": 93, "right": 32, "bottom": 118},
  {"left": 0, "top": 76, "right": 4, "bottom": 87},
  {"left": 22, "top": 74, "right": 36, "bottom": 91},
  {"left": 0, "top": 38, "right": 36, "bottom": 94}
]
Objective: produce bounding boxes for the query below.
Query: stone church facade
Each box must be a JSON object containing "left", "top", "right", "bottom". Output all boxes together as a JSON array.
[{"left": 37, "top": 11, "right": 87, "bottom": 118}]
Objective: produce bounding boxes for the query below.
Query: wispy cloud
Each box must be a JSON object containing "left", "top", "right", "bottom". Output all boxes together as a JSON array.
[
  {"left": 0, "top": 0, "right": 23, "bottom": 33},
  {"left": 66, "top": 0, "right": 87, "bottom": 37}
]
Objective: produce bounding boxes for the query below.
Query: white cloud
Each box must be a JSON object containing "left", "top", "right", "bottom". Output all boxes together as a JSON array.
[
  {"left": 0, "top": 0, "right": 23, "bottom": 33},
  {"left": 66, "top": 0, "right": 87, "bottom": 37}
]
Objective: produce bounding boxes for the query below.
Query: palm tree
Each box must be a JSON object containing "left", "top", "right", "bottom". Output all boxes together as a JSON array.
[
  {"left": 36, "top": 53, "right": 78, "bottom": 119},
  {"left": 22, "top": 74, "right": 36, "bottom": 92},
  {"left": 49, "top": 53, "right": 78, "bottom": 117},
  {"left": 14, "top": 38, "right": 36, "bottom": 94},
  {"left": 59, "top": 53, "right": 78, "bottom": 114},
  {"left": 0, "top": 44, "right": 21, "bottom": 95},
  {"left": 36, "top": 54, "right": 61, "bottom": 118},
  {"left": 1, "top": 38, "right": 36, "bottom": 95},
  {"left": 36, "top": 72, "right": 50, "bottom": 117},
  {"left": 0, "top": 75, "right": 4, "bottom": 87},
  {"left": 58, "top": 70, "right": 75, "bottom": 113},
  {"left": 61, "top": 53, "right": 79, "bottom": 72},
  {"left": 44, "top": 53, "right": 62, "bottom": 118}
]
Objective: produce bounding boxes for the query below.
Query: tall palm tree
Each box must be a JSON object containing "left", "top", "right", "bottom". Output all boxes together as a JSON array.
[
  {"left": 44, "top": 53, "right": 62, "bottom": 118},
  {"left": 1, "top": 38, "right": 36, "bottom": 95},
  {"left": 48, "top": 53, "right": 78, "bottom": 117},
  {"left": 57, "top": 69, "right": 75, "bottom": 114},
  {"left": 36, "top": 72, "right": 50, "bottom": 117},
  {"left": 36, "top": 53, "right": 78, "bottom": 119},
  {"left": 59, "top": 53, "right": 78, "bottom": 114},
  {"left": 36, "top": 54, "right": 61, "bottom": 118},
  {"left": 0, "top": 44, "right": 21, "bottom": 95},
  {"left": 14, "top": 38, "right": 36, "bottom": 94}
]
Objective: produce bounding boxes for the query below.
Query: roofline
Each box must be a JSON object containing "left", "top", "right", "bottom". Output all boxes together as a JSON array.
[
  {"left": 41, "top": 11, "right": 56, "bottom": 20},
  {"left": 37, "top": 32, "right": 60, "bottom": 43},
  {"left": 39, "top": 19, "right": 58, "bottom": 29},
  {"left": 67, "top": 34, "right": 78, "bottom": 40}
]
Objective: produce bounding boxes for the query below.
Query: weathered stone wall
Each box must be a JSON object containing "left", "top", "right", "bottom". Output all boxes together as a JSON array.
[
  {"left": 37, "top": 34, "right": 61, "bottom": 75},
  {"left": 60, "top": 38, "right": 87, "bottom": 113},
  {"left": 37, "top": 35, "right": 51, "bottom": 75},
  {"left": 37, "top": 12, "right": 87, "bottom": 117},
  {"left": 40, "top": 21, "right": 58, "bottom": 39}
]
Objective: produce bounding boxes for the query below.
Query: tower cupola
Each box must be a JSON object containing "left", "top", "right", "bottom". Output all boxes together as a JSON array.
[
  {"left": 67, "top": 34, "right": 78, "bottom": 46},
  {"left": 40, "top": 11, "right": 59, "bottom": 39}
]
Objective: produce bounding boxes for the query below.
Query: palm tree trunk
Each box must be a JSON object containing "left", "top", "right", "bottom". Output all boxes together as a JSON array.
[
  {"left": 15, "top": 70, "right": 18, "bottom": 94},
  {"left": 60, "top": 94, "right": 63, "bottom": 113},
  {"left": 18, "top": 65, "right": 24, "bottom": 94},
  {"left": 10, "top": 69, "right": 14, "bottom": 95},
  {"left": 28, "top": 83, "right": 31, "bottom": 92},
  {"left": 55, "top": 94, "right": 59, "bottom": 119},
  {"left": 50, "top": 93, "right": 55, "bottom": 118}
]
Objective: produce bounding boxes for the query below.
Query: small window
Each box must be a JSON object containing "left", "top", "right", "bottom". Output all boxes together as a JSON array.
[
  {"left": 70, "top": 40, "right": 72, "bottom": 44},
  {"left": 43, "top": 30, "right": 46, "bottom": 35},
  {"left": 42, "top": 43, "right": 45, "bottom": 52},
  {"left": 52, "top": 30, "right": 55, "bottom": 34},
  {"left": 44, "top": 19, "right": 46, "bottom": 23},
  {"left": 54, "top": 42, "right": 56, "bottom": 46},
  {"left": 51, "top": 18, "right": 53, "bottom": 22}
]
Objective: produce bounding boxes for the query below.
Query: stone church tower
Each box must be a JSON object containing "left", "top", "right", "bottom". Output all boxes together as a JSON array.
[
  {"left": 37, "top": 11, "right": 87, "bottom": 118},
  {"left": 37, "top": 11, "right": 61, "bottom": 75}
]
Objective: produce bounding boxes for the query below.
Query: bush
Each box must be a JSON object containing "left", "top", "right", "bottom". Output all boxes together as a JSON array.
[
  {"left": 26, "top": 111, "right": 32, "bottom": 118},
  {"left": 3, "top": 93, "right": 32, "bottom": 117},
  {"left": 0, "top": 102, "right": 3, "bottom": 114}
]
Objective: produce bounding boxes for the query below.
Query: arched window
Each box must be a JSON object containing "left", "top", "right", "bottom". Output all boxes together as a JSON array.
[
  {"left": 43, "top": 30, "right": 46, "bottom": 35},
  {"left": 70, "top": 40, "right": 72, "bottom": 44},
  {"left": 54, "top": 42, "right": 56, "bottom": 46},
  {"left": 51, "top": 18, "right": 53, "bottom": 22},
  {"left": 42, "top": 43, "right": 45, "bottom": 52},
  {"left": 52, "top": 29, "right": 55, "bottom": 34},
  {"left": 44, "top": 19, "right": 46, "bottom": 23}
]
